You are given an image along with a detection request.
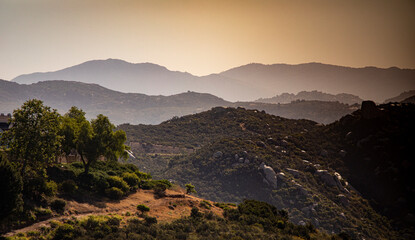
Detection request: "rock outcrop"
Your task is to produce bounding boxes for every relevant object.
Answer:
[259,162,278,188]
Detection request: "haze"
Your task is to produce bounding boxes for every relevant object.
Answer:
[1,0,414,81]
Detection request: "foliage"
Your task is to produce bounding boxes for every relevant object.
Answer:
[105,187,124,200]
[59,179,78,195]
[11,200,335,240]
[1,99,61,177]
[106,176,129,193]
[50,199,66,214]
[121,172,140,190]
[0,156,23,220]
[136,204,150,215]
[185,183,196,195]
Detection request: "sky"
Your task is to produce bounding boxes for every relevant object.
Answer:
[0,0,414,80]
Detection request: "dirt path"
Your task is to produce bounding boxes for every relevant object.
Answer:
[4,189,223,237]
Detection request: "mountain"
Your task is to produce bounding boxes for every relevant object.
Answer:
[0,79,356,124]
[119,102,415,239]
[11,59,261,102]
[384,90,415,103]
[220,63,415,103]
[256,90,363,105]
[12,59,415,102]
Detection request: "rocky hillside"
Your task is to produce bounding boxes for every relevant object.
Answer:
[1,79,356,124]
[120,103,415,239]
[256,90,363,105]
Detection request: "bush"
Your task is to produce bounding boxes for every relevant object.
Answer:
[122,172,140,190]
[185,184,196,195]
[0,156,23,219]
[53,223,75,240]
[50,199,66,214]
[200,200,211,209]
[105,187,124,200]
[144,216,157,225]
[137,204,150,215]
[45,180,58,197]
[107,176,129,193]
[60,179,78,195]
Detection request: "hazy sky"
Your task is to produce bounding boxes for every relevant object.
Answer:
[1,0,414,80]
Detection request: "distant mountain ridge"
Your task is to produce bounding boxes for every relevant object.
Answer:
[256,90,363,105]
[11,59,415,102]
[1,79,356,124]
[384,90,415,103]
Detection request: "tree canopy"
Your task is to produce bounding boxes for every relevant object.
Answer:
[1,99,61,176]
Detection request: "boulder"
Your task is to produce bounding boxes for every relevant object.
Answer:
[234,154,239,161]
[315,170,337,187]
[239,157,245,163]
[285,168,301,178]
[244,159,250,164]
[339,150,347,157]
[213,151,223,158]
[258,162,278,188]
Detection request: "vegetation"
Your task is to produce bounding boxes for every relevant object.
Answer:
[6,200,338,240]
[185,183,196,195]
[0,100,170,234]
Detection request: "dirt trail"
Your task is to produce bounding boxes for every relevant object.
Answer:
[4,189,224,237]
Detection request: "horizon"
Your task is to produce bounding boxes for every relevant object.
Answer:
[1,0,414,80]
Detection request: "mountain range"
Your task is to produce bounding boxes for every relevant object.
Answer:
[1,79,357,124]
[11,59,415,102]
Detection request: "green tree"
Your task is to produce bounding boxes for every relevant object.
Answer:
[0,155,23,220]
[185,183,196,195]
[1,99,61,177]
[59,106,87,157]
[78,114,128,174]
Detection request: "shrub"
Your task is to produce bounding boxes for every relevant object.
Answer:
[105,187,124,200]
[191,207,202,218]
[53,223,75,240]
[45,180,58,197]
[107,176,129,193]
[0,156,23,219]
[144,216,157,225]
[185,184,196,195]
[50,199,66,214]
[137,204,150,215]
[122,172,140,190]
[200,200,212,209]
[35,207,53,219]
[59,179,78,195]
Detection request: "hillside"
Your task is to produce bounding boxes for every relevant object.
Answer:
[119,103,415,239]
[384,90,415,103]
[12,59,415,102]
[0,79,355,124]
[256,90,363,105]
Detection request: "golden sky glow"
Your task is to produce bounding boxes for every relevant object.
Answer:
[0,0,414,80]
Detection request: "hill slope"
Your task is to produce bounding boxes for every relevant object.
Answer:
[12,59,415,102]
[119,103,415,239]
[0,79,355,124]
[256,90,363,105]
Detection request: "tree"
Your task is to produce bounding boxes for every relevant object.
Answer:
[77,114,128,174]
[1,99,61,177]
[185,183,196,195]
[59,106,87,157]
[0,155,23,220]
